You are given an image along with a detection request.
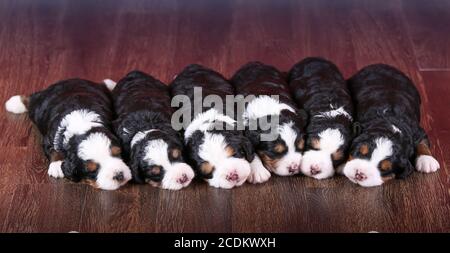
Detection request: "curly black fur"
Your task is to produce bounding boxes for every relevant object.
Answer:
[111,70,185,183]
[27,79,119,182]
[348,64,429,178]
[169,64,255,178]
[288,57,354,167]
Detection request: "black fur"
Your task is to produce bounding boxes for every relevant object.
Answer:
[288,57,354,167]
[28,79,120,182]
[169,64,255,178]
[111,70,185,184]
[231,61,307,161]
[348,64,428,178]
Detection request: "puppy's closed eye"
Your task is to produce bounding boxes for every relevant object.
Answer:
[274,143,286,153]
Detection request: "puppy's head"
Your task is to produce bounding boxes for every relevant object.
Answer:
[342,125,413,187]
[244,96,306,176]
[300,127,349,179]
[129,129,194,190]
[185,109,253,189]
[61,127,131,190]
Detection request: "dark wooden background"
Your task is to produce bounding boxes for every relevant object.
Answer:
[0,0,449,232]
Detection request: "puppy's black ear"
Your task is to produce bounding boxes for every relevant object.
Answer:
[61,159,81,182]
[129,150,144,184]
[396,157,414,179]
[297,108,308,123]
[244,129,260,147]
[241,137,255,162]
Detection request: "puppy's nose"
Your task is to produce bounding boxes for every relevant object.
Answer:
[226,171,239,182]
[177,173,189,184]
[355,170,367,181]
[113,171,124,182]
[288,163,300,173]
[310,164,321,175]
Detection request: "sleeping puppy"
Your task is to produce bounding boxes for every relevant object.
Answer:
[288,57,354,179]
[5,79,131,190]
[170,64,254,189]
[109,71,195,190]
[344,64,440,187]
[230,62,307,183]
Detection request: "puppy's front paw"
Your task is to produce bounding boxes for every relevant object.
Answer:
[416,155,440,173]
[247,165,271,184]
[48,161,64,178]
[247,156,271,184]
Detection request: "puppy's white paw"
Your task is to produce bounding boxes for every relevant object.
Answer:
[247,157,271,184]
[416,155,440,173]
[48,161,64,178]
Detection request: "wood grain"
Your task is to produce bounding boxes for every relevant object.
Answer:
[0,0,449,232]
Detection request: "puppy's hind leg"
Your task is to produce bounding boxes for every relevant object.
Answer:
[415,135,440,173]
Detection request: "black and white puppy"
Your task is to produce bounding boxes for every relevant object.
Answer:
[231,62,307,183]
[170,64,254,189]
[343,64,440,187]
[5,79,131,190]
[288,57,354,179]
[108,71,194,190]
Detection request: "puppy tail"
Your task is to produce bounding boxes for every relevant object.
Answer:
[103,79,117,91]
[5,95,29,114]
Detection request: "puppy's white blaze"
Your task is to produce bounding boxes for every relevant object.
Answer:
[130,129,158,148]
[184,108,236,140]
[416,155,440,173]
[343,137,393,187]
[5,95,28,114]
[273,122,302,176]
[318,128,344,153]
[243,95,295,123]
[48,161,64,178]
[54,109,104,148]
[315,105,352,121]
[143,139,195,190]
[391,124,401,134]
[371,137,393,165]
[199,132,250,188]
[247,155,271,184]
[78,132,131,190]
[103,79,117,91]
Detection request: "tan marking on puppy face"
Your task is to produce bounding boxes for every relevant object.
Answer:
[416,142,432,156]
[274,143,286,153]
[82,178,98,188]
[296,139,305,150]
[86,161,99,172]
[359,144,369,155]
[200,162,214,175]
[380,160,392,171]
[332,150,344,161]
[258,152,279,172]
[382,173,395,182]
[149,165,161,175]
[111,146,122,156]
[171,148,181,159]
[225,146,236,157]
[348,155,353,161]
[310,138,321,150]
[50,151,64,162]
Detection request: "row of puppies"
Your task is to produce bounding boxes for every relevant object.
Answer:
[5,58,440,190]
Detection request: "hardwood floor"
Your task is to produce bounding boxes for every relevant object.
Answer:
[0,0,449,232]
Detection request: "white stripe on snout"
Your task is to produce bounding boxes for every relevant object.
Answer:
[315,105,352,121]
[318,128,344,153]
[130,129,159,148]
[243,95,295,124]
[370,137,393,166]
[184,108,236,141]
